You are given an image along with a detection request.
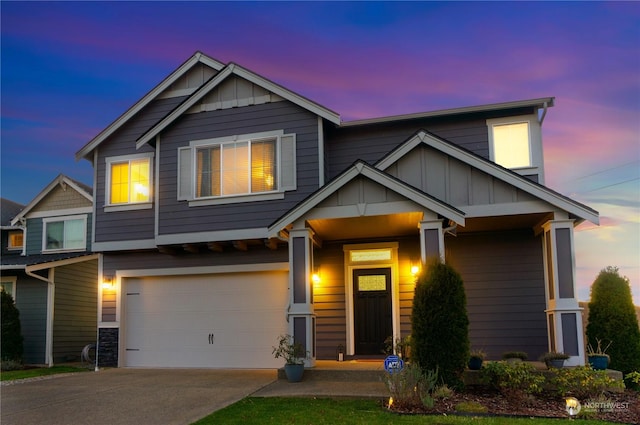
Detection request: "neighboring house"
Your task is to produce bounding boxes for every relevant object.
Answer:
[75,51,598,369]
[0,175,98,366]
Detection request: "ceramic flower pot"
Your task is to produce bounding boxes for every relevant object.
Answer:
[284,363,305,382]
[588,355,608,370]
[468,357,483,370]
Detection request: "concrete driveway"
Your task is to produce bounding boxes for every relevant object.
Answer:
[1,368,277,425]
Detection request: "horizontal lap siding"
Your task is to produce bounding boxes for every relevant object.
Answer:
[102,247,288,276]
[94,97,186,243]
[326,117,491,180]
[446,230,547,360]
[314,243,346,359]
[313,238,420,359]
[52,260,98,362]
[157,102,319,234]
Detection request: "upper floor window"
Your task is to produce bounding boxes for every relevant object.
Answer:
[487,115,544,183]
[105,154,153,210]
[178,131,296,206]
[196,138,277,197]
[490,121,531,169]
[7,230,23,250]
[43,215,86,252]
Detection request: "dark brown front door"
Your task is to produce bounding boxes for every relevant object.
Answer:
[353,267,392,355]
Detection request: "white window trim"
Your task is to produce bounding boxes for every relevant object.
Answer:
[487,114,543,182]
[104,152,154,211]
[182,130,296,207]
[1,276,17,300]
[7,230,24,251]
[42,214,87,253]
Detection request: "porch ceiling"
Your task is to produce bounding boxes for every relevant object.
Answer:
[307,212,424,241]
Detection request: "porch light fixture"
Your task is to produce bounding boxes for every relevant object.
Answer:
[410,265,420,276]
[312,271,321,284]
[101,276,115,289]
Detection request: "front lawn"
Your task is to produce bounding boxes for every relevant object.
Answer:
[0,365,90,381]
[192,397,619,425]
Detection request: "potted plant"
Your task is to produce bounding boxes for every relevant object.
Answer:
[272,334,308,382]
[501,351,528,363]
[587,339,611,371]
[468,349,486,370]
[539,351,570,369]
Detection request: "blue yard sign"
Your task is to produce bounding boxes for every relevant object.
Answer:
[384,355,404,374]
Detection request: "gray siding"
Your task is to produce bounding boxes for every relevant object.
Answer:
[15,276,48,364]
[157,101,320,235]
[94,97,186,243]
[446,230,547,360]
[325,106,536,181]
[52,259,98,363]
[25,215,92,255]
[102,246,288,276]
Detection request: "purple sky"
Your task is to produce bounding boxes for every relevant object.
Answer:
[1,2,638,304]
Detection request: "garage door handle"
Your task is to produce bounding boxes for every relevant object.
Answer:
[208,333,214,344]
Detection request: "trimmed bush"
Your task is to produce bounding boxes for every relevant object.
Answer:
[586,266,640,380]
[1,290,23,362]
[411,259,469,389]
[548,365,624,399]
[480,361,545,400]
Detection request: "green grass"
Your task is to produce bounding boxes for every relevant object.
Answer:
[0,365,90,381]
[192,397,618,425]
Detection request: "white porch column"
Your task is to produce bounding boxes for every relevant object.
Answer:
[288,227,316,367]
[542,218,585,366]
[419,218,445,263]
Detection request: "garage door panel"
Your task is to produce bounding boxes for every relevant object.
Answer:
[124,271,288,368]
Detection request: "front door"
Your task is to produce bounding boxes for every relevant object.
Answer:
[353,268,392,355]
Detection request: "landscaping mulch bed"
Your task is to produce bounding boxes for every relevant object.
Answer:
[390,388,640,424]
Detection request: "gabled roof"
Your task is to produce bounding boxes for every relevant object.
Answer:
[11,174,93,226]
[75,51,226,160]
[268,161,466,236]
[375,130,599,225]
[135,62,341,148]
[1,198,25,227]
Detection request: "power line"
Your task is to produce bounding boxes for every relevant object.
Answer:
[563,160,640,183]
[580,177,640,194]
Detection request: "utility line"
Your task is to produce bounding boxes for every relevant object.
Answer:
[580,177,640,193]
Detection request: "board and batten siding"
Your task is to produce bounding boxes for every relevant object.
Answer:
[386,144,537,208]
[15,277,48,364]
[446,230,547,360]
[52,259,98,362]
[94,97,186,243]
[156,101,321,235]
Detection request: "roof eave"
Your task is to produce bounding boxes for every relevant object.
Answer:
[341,97,555,128]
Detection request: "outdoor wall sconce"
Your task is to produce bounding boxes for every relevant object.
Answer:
[410,265,420,276]
[312,269,321,284]
[101,276,115,289]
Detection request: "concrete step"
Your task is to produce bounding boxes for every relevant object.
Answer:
[277,367,386,382]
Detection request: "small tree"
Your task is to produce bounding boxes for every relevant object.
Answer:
[586,266,640,378]
[411,259,469,389]
[1,290,23,362]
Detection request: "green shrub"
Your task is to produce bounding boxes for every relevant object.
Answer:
[1,290,23,362]
[384,362,438,409]
[480,361,544,400]
[586,266,640,376]
[548,365,624,399]
[411,259,469,389]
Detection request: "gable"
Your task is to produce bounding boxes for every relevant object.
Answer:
[385,144,539,213]
[186,74,285,113]
[377,131,599,224]
[29,184,92,215]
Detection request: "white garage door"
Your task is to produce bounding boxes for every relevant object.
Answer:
[123,271,288,368]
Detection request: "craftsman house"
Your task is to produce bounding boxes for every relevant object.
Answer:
[0,175,98,365]
[75,51,598,369]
